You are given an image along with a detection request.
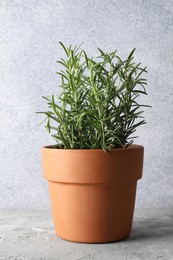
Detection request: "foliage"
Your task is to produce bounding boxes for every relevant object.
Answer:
[37,42,150,152]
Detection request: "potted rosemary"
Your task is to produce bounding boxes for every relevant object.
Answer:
[38,43,149,243]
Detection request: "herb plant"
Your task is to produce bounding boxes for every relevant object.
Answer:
[38,43,149,152]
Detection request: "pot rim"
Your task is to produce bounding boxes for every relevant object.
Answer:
[42,144,143,152]
[41,143,144,183]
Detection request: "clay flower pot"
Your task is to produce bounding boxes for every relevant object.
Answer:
[41,144,144,243]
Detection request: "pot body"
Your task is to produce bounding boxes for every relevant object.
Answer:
[42,144,144,243]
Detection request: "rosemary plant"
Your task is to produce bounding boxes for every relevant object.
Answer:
[38,43,149,152]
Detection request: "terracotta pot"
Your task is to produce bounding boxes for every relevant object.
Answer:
[41,144,144,243]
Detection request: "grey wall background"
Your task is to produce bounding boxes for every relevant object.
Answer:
[0,0,173,210]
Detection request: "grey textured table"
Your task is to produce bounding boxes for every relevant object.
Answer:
[0,209,173,260]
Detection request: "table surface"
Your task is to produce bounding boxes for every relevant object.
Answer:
[0,209,173,260]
